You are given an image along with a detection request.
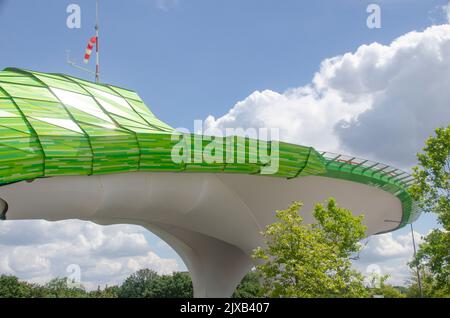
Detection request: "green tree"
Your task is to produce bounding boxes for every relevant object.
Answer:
[118,270,193,298]
[0,272,193,298]
[406,270,448,298]
[88,285,119,298]
[410,125,449,227]
[0,275,32,298]
[409,125,449,295]
[43,277,88,298]
[118,269,160,298]
[233,271,263,298]
[153,272,193,298]
[28,283,50,298]
[253,199,368,298]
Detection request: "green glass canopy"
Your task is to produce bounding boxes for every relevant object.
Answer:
[0,68,419,229]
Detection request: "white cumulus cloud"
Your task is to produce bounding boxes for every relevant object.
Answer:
[353,231,425,286]
[443,2,450,23]
[205,25,450,168]
[0,220,180,289]
[155,0,179,11]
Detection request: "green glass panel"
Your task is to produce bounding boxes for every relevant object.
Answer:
[14,98,71,119]
[26,118,82,136]
[51,87,114,123]
[1,83,57,101]
[0,75,43,86]
[108,85,141,101]
[68,76,121,96]
[37,75,89,95]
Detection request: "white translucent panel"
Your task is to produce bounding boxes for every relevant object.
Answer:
[86,87,135,119]
[35,117,83,134]
[87,87,132,109]
[50,88,113,123]
[96,99,131,118]
[89,122,117,130]
[1,83,57,101]
[0,110,17,117]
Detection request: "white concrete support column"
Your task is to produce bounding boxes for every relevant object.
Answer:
[147,223,254,298]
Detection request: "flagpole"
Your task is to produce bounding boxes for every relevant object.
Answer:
[410,223,423,297]
[385,219,423,297]
[95,0,99,83]
[66,1,100,79]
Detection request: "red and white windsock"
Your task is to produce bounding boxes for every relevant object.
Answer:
[83,36,97,64]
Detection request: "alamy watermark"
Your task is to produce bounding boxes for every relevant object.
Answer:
[66,263,82,288]
[365,264,383,288]
[66,4,81,29]
[171,120,280,175]
[367,4,381,29]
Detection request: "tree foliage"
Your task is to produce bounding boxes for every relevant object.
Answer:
[409,125,450,295]
[154,272,193,298]
[118,269,193,298]
[232,271,263,298]
[0,275,33,298]
[410,125,449,228]
[0,275,87,298]
[406,270,449,298]
[44,277,88,298]
[118,269,159,298]
[0,270,262,298]
[0,271,193,298]
[88,285,120,298]
[253,198,368,298]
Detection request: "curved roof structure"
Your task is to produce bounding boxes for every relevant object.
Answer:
[0,67,419,228]
[0,67,421,297]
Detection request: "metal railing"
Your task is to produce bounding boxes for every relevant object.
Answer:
[319,151,415,189]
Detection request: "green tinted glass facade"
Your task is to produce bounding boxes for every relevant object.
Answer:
[0,68,419,230]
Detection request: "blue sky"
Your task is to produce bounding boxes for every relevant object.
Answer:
[0,0,449,288]
[0,0,446,128]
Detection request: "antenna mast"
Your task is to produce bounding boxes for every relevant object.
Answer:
[66,0,100,82]
[94,0,100,82]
